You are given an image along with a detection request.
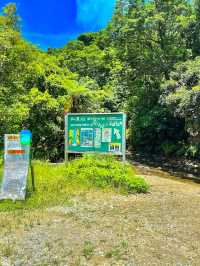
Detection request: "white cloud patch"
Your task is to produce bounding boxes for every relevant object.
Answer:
[76,0,116,30]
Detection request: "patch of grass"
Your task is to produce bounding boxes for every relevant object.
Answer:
[105,241,129,260]
[0,155,3,181]
[0,241,14,258]
[67,154,149,194]
[105,249,120,259]
[0,154,149,211]
[82,241,94,260]
[0,161,83,211]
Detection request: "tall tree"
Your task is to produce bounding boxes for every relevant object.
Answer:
[2,3,20,30]
[184,0,200,57]
[109,0,192,151]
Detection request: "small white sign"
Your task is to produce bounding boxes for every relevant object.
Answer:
[0,134,30,201]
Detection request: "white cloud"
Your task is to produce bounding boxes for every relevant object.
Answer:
[76,0,116,30]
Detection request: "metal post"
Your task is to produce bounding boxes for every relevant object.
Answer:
[30,164,35,191]
[29,145,35,191]
[65,114,69,161]
[122,113,127,162]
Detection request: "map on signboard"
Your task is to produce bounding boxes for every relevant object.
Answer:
[0,134,30,201]
[69,129,80,146]
[80,128,93,147]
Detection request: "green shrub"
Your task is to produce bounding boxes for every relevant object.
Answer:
[185,144,200,158]
[66,154,149,194]
[161,142,177,156]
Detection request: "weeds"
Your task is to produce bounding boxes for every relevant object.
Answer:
[0,241,13,258]
[82,241,94,259]
[105,241,129,260]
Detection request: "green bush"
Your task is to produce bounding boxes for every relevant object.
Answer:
[185,144,200,158]
[66,154,149,194]
[161,142,178,157]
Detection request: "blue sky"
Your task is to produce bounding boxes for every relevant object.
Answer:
[0,0,116,49]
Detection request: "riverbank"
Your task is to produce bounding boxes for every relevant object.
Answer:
[131,153,200,180]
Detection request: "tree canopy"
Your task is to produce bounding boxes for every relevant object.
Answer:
[1,1,200,160]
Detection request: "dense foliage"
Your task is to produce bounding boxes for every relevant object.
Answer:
[161,57,200,157]
[1,1,200,160]
[0,4,107,160]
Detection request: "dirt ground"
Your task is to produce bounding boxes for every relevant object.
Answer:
[0,164,200,266]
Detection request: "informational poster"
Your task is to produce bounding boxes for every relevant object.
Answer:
[65,113,126,160]
[102,128,112,143]
[0,134,30,201]
[94,128,101,148]
[109,143,121,153]
[69,129,80,146]
[80,128,94,147]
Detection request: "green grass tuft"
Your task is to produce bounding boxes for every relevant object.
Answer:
[0,154,149,211]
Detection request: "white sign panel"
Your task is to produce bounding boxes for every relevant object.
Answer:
[0,134,30,201]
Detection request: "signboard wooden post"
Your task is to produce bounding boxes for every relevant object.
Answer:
[65,113,126,161]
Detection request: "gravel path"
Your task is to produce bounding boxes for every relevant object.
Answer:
[0,165,200,266]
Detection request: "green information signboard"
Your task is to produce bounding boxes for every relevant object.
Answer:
[65,113,126,161]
